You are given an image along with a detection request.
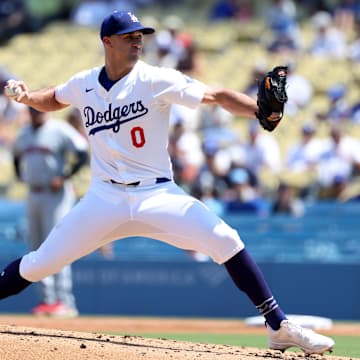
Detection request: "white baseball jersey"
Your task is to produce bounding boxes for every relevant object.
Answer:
[55,60,205,184]
[19,60,244,284]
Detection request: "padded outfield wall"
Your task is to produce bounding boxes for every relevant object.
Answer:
[0,259,359,320]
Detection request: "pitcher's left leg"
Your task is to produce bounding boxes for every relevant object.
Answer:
[135,182,334,355]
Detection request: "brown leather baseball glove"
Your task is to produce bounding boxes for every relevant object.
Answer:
[255,66,288,132]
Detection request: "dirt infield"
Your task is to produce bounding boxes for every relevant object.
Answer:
[0,316,358,360]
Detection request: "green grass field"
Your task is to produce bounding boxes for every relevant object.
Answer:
[113,332,360,358]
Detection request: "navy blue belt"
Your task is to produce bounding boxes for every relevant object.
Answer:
[110,177,170,187]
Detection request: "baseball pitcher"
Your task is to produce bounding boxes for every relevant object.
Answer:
[1,11,333,354]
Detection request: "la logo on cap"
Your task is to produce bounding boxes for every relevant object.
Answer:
[128,12,139,23]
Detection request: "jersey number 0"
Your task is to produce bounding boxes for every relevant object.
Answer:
[130,126,146,148]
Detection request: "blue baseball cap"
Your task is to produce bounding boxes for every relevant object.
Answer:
[100,11,155,39]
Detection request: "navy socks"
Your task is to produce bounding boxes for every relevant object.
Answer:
[0,257,32,300]
[224,249,286,330]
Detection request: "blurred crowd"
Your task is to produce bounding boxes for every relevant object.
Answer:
[2,0,360,223]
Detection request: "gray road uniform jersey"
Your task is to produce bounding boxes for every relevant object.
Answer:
[13,120,87,188]
[12,119,88,308]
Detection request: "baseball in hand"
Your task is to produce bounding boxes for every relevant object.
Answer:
[4,85,22,99]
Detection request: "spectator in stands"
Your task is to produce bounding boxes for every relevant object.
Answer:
[71,0,109,27]
[308,11,347,59]
[242,121,282,184]
[209,0,241,21]
[71,0,135,28]
[333,0,359,33]
[0,0,27,45]
[272,182,305,217]
[156,15,197,73]
[267,29,300,54]
[316,83,350,123]
[162,15,187,56]
[209,0,254,22]
[153,30,179,68]
[285,122,326,199]
[267,0,297,30]
[176,35,203,77]
[225,167,269,215]
[168,120,204,190]
[285,122,324,173]
[191,174,225,216]
[199,105,249,190]
[285,60,313,117]
[12,107,89,317]
[265,0,302,54]
[200,105,239,150]
[320,173,349,200]
[193,141,231,201]
[317,124,360,197]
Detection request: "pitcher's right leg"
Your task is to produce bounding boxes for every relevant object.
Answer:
[0,258,31,300]
[0,188,130,300]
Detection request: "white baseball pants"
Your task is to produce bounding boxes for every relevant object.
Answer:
[20,180,244,282]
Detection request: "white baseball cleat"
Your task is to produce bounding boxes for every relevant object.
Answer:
[268,320,335,355]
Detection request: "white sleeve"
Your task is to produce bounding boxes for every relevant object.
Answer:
[55,72,85,107]
[151,67,205,109]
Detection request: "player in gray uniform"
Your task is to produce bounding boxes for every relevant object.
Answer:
[2,11,334,354]
[12,107,88,316]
